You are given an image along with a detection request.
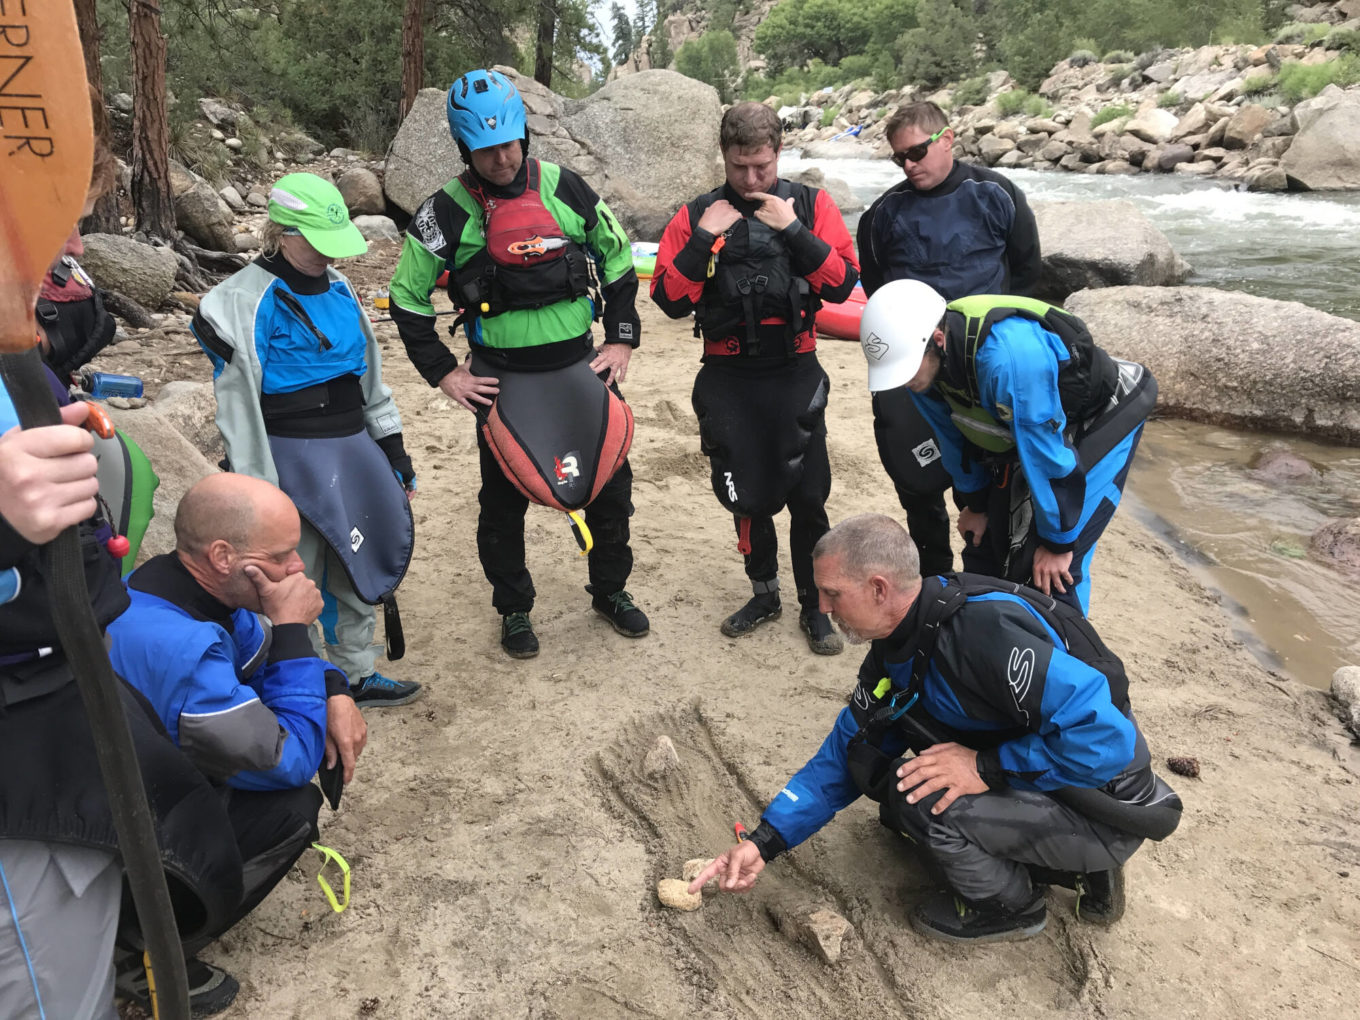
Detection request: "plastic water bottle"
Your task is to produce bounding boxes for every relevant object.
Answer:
[75,371,144,400]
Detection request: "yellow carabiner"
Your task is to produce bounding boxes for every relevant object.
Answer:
[312,842,351,913]
[567,510,593,556]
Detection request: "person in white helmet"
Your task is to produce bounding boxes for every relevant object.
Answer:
[857,280,1157,614]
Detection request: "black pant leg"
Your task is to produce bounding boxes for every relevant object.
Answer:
[787,423,832,611]
[738,513,779,585]
[584,456,635,595]
[183,784,322,956]
[476,431,535,614]
[872,389,955,575]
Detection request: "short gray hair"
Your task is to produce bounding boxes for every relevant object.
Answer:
[813,513,919,589]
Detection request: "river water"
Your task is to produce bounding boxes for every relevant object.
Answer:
[782,151,1360,688]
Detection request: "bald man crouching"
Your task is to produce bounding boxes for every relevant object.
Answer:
[106,474,367,1011]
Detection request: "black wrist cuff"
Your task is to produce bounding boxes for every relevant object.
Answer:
[268,623,314,662]
[749,820,788,862]
[324,668,352,700]
[976,748,1009,791]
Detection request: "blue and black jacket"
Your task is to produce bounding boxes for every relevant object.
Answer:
[108,554,344,791]
[755,575,1141,856]
[857,160,1041,301]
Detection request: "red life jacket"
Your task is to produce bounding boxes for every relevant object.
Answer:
[452,159,593,317]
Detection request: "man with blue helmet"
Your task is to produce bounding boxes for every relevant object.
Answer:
[389,69,647,659]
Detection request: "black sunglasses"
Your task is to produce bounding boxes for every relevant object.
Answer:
[891,126,948,167]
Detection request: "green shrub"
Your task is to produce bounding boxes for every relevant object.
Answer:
[820,103,842,128]
[1091,103,1133,128]
[836,53,875,82]
[1023,94,1053,118]
[1158,90,1183,108]
[1240,71,1277,95]
[1324,28,1360,55]
[1068,49,1099,68]
[952,74,990,108]
[1104,64,1133,87]
[1273,22,1330,46]
[1277,56,1360,101]
[995,89,1030,116]
[1102,50,1134,64]
[676,30,741,103]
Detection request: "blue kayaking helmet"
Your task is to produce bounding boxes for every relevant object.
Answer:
[446,70,526,151]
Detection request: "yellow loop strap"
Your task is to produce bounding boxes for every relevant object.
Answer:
[312,842,351,913]
[568,510,593,556]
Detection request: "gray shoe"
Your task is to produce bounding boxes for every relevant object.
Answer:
[799,609,844,655]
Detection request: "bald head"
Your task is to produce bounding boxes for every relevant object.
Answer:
[174,474,303,610]
[175,474,283,556]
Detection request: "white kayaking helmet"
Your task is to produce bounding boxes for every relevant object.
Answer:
[859,279,949,393]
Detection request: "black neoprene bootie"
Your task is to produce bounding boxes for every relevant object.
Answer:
[799,608,844,655]
[910,888,1047,944]
[721,592,782,637]
[1074,867,1126,925]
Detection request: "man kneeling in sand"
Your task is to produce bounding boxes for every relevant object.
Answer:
[106,474,367,1012]
[691,513,1181,942]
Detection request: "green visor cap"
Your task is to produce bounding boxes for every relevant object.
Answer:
[267,173,368,259]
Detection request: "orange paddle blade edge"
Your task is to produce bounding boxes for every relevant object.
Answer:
[0,0,94,353]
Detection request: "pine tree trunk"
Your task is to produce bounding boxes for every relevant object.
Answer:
[74,0,121,234]
[400,0,425,122]
[533,2,555,88]
[129,0,175,240]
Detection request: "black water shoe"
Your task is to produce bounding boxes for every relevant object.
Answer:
[501,611,540,659]
[720,593,782,637]
[117,953,239,1017]
[591,588,650,638]
[910,889,1047,944]
[1075,867,1126,925]
[799,608,844,655]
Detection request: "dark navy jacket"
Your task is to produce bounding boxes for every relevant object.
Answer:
[761,577,1137,850]
[857,161,1041,301]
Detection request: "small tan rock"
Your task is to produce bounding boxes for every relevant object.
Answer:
[642,735,680,778]
[798,908,855,964]
[656,878,702,911]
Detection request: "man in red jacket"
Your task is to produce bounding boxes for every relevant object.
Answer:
[651,102,860,655]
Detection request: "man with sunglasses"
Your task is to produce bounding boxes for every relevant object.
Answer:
[858,101,1041,579]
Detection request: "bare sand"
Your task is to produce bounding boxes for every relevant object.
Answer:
[122,244,1360,1018]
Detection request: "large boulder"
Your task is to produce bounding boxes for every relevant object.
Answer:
[1280,86,1360,190]
[783,167,864,214]
[1312,518,1360,575]
[104,404,218,564]
[1124,106,1179,144]
[77,234,178,308]
[1221,103,1273,149]
[1032,200,1190,301]
[336,168,385,216]
[384,68,724,242]
[168,162,235,252]
[151,381,223,466]
[1063,286,1360,444]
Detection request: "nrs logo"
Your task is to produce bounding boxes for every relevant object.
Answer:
[554,453,580,484]
[723,471,738,503]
